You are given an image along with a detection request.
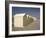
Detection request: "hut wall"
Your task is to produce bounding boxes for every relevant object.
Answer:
[14,16,23,27]
[23,15,28,26]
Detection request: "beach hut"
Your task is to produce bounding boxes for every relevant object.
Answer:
[14,13,27,27]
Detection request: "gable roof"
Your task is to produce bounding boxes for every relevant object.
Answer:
[14,13,26,16]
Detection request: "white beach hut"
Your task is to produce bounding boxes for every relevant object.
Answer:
[14,13,27,28]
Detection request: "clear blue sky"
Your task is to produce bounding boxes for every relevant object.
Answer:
[12,7,40,19]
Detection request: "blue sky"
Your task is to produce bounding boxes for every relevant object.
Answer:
[12,7,40,19]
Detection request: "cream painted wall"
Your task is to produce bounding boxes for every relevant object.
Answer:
[14,16,23,27]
